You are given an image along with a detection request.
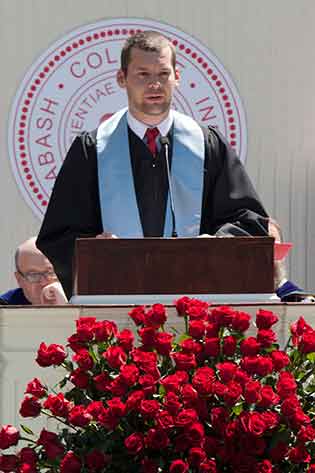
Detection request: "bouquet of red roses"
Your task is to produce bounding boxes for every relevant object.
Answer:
[0,297,314,472]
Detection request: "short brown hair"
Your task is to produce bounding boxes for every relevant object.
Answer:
[120,30,176,75]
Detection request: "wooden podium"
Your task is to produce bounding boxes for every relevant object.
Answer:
[72,237,274,302]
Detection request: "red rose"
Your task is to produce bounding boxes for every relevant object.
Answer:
[199,459,217,473]
[107,397,126,417]
[98,408,119,430]
[73,348,94,370]
[0,454,19,472]
[0,425,19,450]
[205,322,219,337]
[180,339,203,355]
[299,330,315,354]
[216,362,237,383]
[297,425,315,443]
[94,320,117,342]
[175,296,191,316]
[276,371,297,399]
[19,462,37,473]
[210,306,235,327]
[254,356,274,377]
[256,329,277,348]
[189,320,206,339]
[204,337,220,357]
[126,390,145,412]
[86,401,106,420]
[163,392,181,415]
[181,384,198,406]
[19,447,37,466]
[75,316,96,342]
[269,441,289,462]
[256,309,279,329]
[155,410,174,430]
[109,376,128,396]
[120,364,139,386]
[60,451,82,473]
[154,332,173,355]
[172,352,196,370]
[93,372,110,391]
[261,411,280,430]
[271,350,290,370]
[223,381,242,406]
[20,396,41,417]
[140,400,160,419]
[37,429,64,459]
[258,385,279,408]
[129,305,146,325]
[25,378,46,398]
[43,393,70,418]
[244,380,261,404]
[231,311,251,332]
[145,428,169,450]
[36,342,67,367]
[117,328,134,351]
[192,366,215,395]
[138,374,157,395]
[240,337,260,356]
[145,303,167,327]
[188,447,206,467]
[255,459,273,473]
[103,346,127,369]
[240,411,267,437]
[68,405,92,427]
[290,316,313,345]
[186,299,209,319]
[85,450,108,471]
[175,408,198,428]
[70,368,90,388]
[138,326,157,347]
[281,395,300,417]
[160,374,181,393]
[187,421,205,443]
[222,335,237,356]
[288,445,311,464]
[169,459,189,473]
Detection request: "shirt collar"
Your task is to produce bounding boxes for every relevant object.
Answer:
[127,110,174,139]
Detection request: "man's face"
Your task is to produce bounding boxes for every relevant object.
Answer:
[15,250,57,304]
[117,46,180,125]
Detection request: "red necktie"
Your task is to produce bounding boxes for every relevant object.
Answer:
[145,127,159,156]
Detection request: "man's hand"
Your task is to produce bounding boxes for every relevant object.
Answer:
[40,282,68,305]
[95,232,118,239]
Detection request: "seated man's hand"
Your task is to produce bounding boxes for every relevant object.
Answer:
[95,232,118,239]
[40,282,68,305]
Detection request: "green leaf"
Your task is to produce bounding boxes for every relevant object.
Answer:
[20,424,34,435]
[232,403,244,416]
[176,334,192,344]
[306,352,315,363]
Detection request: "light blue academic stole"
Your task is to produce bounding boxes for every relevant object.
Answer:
[96,109,205,237]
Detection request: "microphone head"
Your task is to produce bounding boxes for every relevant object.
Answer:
[160,136,170,146]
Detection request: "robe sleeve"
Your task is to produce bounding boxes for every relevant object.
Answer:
[36,135,102,299]
[200,127,269,236]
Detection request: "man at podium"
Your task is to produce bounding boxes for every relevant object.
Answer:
[37,30,268,298]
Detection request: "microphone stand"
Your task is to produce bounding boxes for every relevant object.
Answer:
[160,136,178,238]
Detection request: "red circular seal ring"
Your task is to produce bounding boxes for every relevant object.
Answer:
[8,18,247,219]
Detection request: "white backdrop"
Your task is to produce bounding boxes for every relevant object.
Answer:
[1,0,315,293]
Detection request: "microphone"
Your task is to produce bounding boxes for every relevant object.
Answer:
[160,136,178,237]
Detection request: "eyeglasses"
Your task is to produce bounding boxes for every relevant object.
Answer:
[17,269,57,284]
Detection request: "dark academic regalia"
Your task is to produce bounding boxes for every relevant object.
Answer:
[37,125,269,298]
[0,288,31,305]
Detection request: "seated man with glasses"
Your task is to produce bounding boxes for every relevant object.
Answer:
[0,237,67,305]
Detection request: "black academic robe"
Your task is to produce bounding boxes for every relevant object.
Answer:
[37,126,269,298]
